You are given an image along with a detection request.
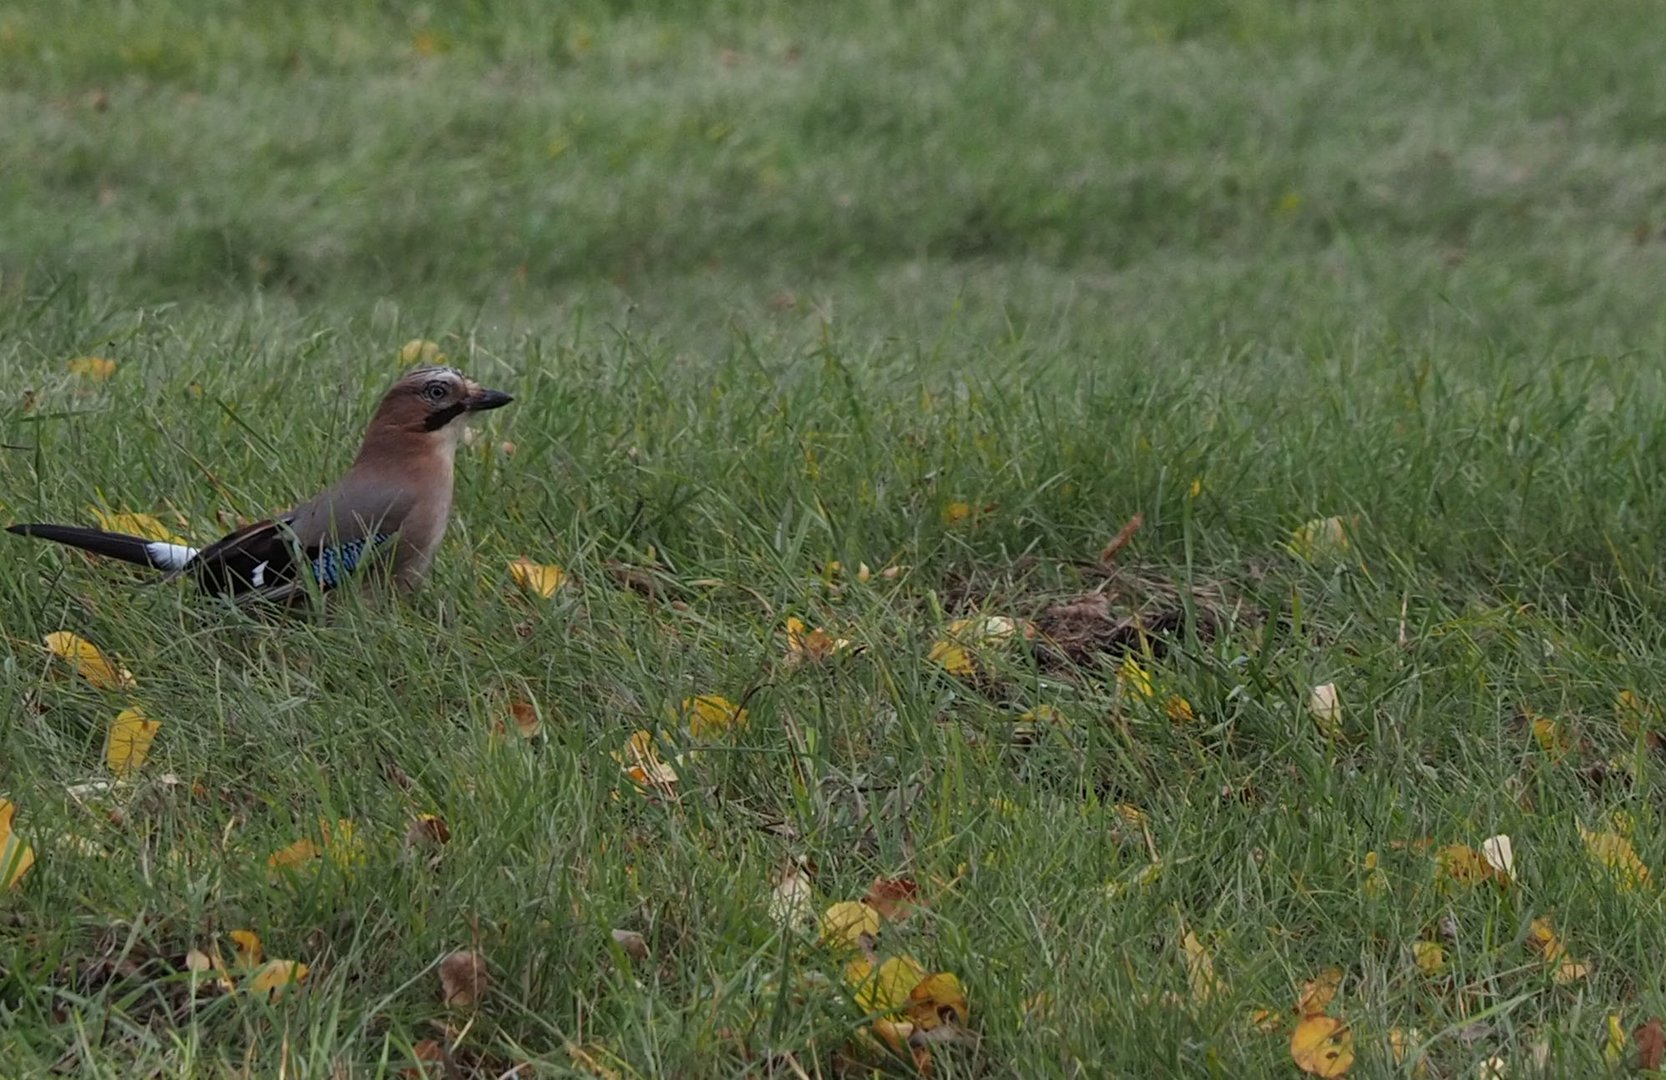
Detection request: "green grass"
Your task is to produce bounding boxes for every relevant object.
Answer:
[4,0,1666,1075]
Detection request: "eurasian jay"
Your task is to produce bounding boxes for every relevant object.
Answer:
[6,365,513,602]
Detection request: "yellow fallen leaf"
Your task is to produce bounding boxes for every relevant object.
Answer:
[1411,941,1446,976]
[1181,931,1227,1003]
[1617,690,1655,735]
[927,639,975,677]
[1188,476,1204,499]
[267,837,320,873]
[943,501,974,524]
[106,706,160,778]
[68,356,117,380]
[906,972,968,1030]
[1297,968,1342,1016]
[1387,1028,1427,1076]
[1362,851,1388,897]
[1,799,35,890]
[614,729,678,788]
[1248,1007,1285,1032]
[1165,695,1196,722]
[90,510,188,544]
[1436,843,1502,888]
[321,819,362,868]
[1119,655,1155,699]
[247,959,308,999]
[509,557,567,598]
[680,694,747,737]
[1605,1013,1627,1068]
[820,900,881,951]
[1291,1014,1355,1077]
[785,617,853,664]
[869,1017,933,1072]
[1288,516,1350,562]
[1527,915,1589,984]
[229,929,263,969]
[400,339,444,365]
[1579,825,1651,889]
[44,631,136,691]
[846,954,926,1015]
[1308,683,1342,738]
[1530,714,1571,759]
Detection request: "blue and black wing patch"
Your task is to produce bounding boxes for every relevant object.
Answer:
[309,533,390,589]
[184,518,393,601]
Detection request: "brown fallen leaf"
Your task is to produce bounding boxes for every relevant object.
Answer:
[863,876,920,923]
[439,949,488,1009]
[610,928,649,962]
[1635,1017,1666,1072]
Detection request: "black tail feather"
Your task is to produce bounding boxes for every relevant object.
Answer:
[7,523,172,569]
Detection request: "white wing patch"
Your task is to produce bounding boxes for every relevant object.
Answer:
[250,561,268,587]
[144,541,199,571]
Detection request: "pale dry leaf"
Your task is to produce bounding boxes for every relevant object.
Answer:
[768,867,815,933]
[1180,931,1227,1003]
[1480,834,1515,881]
[609,928,648,962]
[1308,683,1342,738]
[438,949,489,1009]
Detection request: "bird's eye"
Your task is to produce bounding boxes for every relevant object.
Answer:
[422,380,448,403]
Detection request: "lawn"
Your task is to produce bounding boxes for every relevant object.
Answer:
[4,0,1666,1075]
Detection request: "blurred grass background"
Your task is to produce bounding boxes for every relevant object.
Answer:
[4,1,1666,1076]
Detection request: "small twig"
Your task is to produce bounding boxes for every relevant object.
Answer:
[1098,512,1144,564]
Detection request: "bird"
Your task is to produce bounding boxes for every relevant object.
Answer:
[6,365,513,603]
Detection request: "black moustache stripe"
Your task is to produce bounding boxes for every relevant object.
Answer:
[422,402,469,430]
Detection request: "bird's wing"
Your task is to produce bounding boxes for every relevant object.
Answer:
[183,515,394,602]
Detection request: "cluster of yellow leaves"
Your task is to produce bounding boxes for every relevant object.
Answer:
[1289,967,1354,1078]
[67,355,118,380]
[611,694,749,793]
[942,501,996,526]
[1288,515,1352,562]
[929,616,1028,678]
[1578,824,1651,890]
[784,616,854,666]
[1118,655,1195,721]
[267,819,364,875]
[804,879,968,1073]
[399,339,445,365]
[43,632,163,779]
[508,557,567,598]
[186,929,308,999]
[90,508,189,544]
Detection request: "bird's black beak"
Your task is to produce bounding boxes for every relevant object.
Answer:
[466,388,514,411]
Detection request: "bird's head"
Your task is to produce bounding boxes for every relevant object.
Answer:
[373,366,515,436]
